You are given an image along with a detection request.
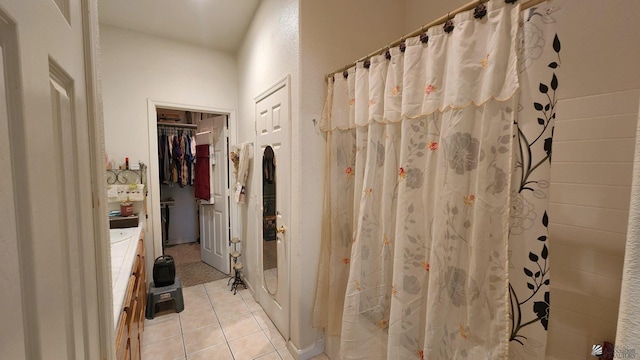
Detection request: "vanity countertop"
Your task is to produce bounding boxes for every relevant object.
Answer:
[110,225,143,328]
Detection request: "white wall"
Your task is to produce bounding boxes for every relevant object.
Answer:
[236,0,302,353]
[299,1,410,358]
[100,24,238,271]
[545,1,640,358]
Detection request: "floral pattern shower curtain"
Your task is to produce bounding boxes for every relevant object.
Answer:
[313,1,560,359]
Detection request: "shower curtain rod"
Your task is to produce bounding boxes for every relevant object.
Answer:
[325,0,548,80]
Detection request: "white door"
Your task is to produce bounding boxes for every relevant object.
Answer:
[200,116,230,274]
[255,79,290,339]
[0,0,104,359]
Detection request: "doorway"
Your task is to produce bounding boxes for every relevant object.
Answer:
[148,101,239,287]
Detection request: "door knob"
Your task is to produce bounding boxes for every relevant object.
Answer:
[276,225,287,234]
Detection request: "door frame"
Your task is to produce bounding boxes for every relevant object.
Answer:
[82,0,114,358]
[146,99,238,266]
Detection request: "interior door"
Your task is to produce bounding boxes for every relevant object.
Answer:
[0,0,102,359]
[255,79,290,340]
[199,116,230,274]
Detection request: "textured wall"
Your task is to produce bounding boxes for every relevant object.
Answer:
[100,24,238,272]
[236,0,301,351]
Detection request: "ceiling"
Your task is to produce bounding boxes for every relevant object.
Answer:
[98,0,261,53]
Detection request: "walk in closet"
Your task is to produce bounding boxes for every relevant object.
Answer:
[156,108,231,275]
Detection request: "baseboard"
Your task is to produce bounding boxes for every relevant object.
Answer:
[287,336,325,360]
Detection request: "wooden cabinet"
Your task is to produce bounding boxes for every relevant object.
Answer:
[116,234,147,360]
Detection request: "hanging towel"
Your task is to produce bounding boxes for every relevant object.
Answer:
[194,144,210,201]
[233,143,251,204]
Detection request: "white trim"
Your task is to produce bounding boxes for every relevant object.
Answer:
[254,75,291,103]
[146,99,239,267]
[286,337,325,360]
[82,0,113,358]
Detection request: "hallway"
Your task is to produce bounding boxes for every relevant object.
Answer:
[141,278,329,360]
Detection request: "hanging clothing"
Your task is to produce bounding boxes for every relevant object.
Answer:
[185,135,191,185]
[172,135,180,183]
[180,134,188,187]
[263,146,275,184]
[158,132,165,184]
[194,144,210,201]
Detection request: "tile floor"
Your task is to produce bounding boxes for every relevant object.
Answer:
[141,278,329,360]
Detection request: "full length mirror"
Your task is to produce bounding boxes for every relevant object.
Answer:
[262,145,278,295]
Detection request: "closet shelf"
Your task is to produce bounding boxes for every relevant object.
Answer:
[157,122,198,129]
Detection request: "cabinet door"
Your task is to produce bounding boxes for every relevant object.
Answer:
[116,311,129,360]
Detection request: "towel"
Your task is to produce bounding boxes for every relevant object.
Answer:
[233,143,252,204]
[194,144,210,201]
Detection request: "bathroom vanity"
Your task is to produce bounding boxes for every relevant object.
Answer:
[111,226,146,360]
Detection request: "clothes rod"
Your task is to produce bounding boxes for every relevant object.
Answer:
[157,122,198,129]
[325,0,549,80]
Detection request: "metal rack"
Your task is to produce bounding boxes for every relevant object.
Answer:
[105,162,147,185]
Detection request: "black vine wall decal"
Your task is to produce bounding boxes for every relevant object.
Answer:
[509,32,560,344]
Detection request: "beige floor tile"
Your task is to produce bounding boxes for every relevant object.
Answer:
[252,310,275,330]
[208,287,243,305]
[220,313,261,341]
[142,316,182,346]
[228,331,275,360]
[254,351,282,360]
[186,343,234,360]
[145,312,180,328]
[277,347,295,360]
[213,299,251,321]
[183,323,227,355]
[309,353,330,360]
[183,293,213,312]
[182,284,207,299]
[141,334,185,360]
[242,294,264,312]
[180,307,219,333]
[263,326,286,349]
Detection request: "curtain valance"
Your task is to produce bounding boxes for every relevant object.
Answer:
[319,1,520,132]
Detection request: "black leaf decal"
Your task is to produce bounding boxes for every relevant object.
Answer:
[538,235,547,241]
[534,102,544,111]
[545,103,550,111]
[539,83,548,93]
[544,279,550,285]
[527,282,535,290]
[542,244,548,259]
[551,74,558,90]
[538,118,545,125]
[529,252,539,262]
[524,268,533,277]
[535,271,541,278]
[548,62,558,69]
[533,292,550,330]
[553,34,561,53]
[544,137,553,161]
[542,211,549,227]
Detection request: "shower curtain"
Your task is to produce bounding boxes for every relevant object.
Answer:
[313,1,561,359]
